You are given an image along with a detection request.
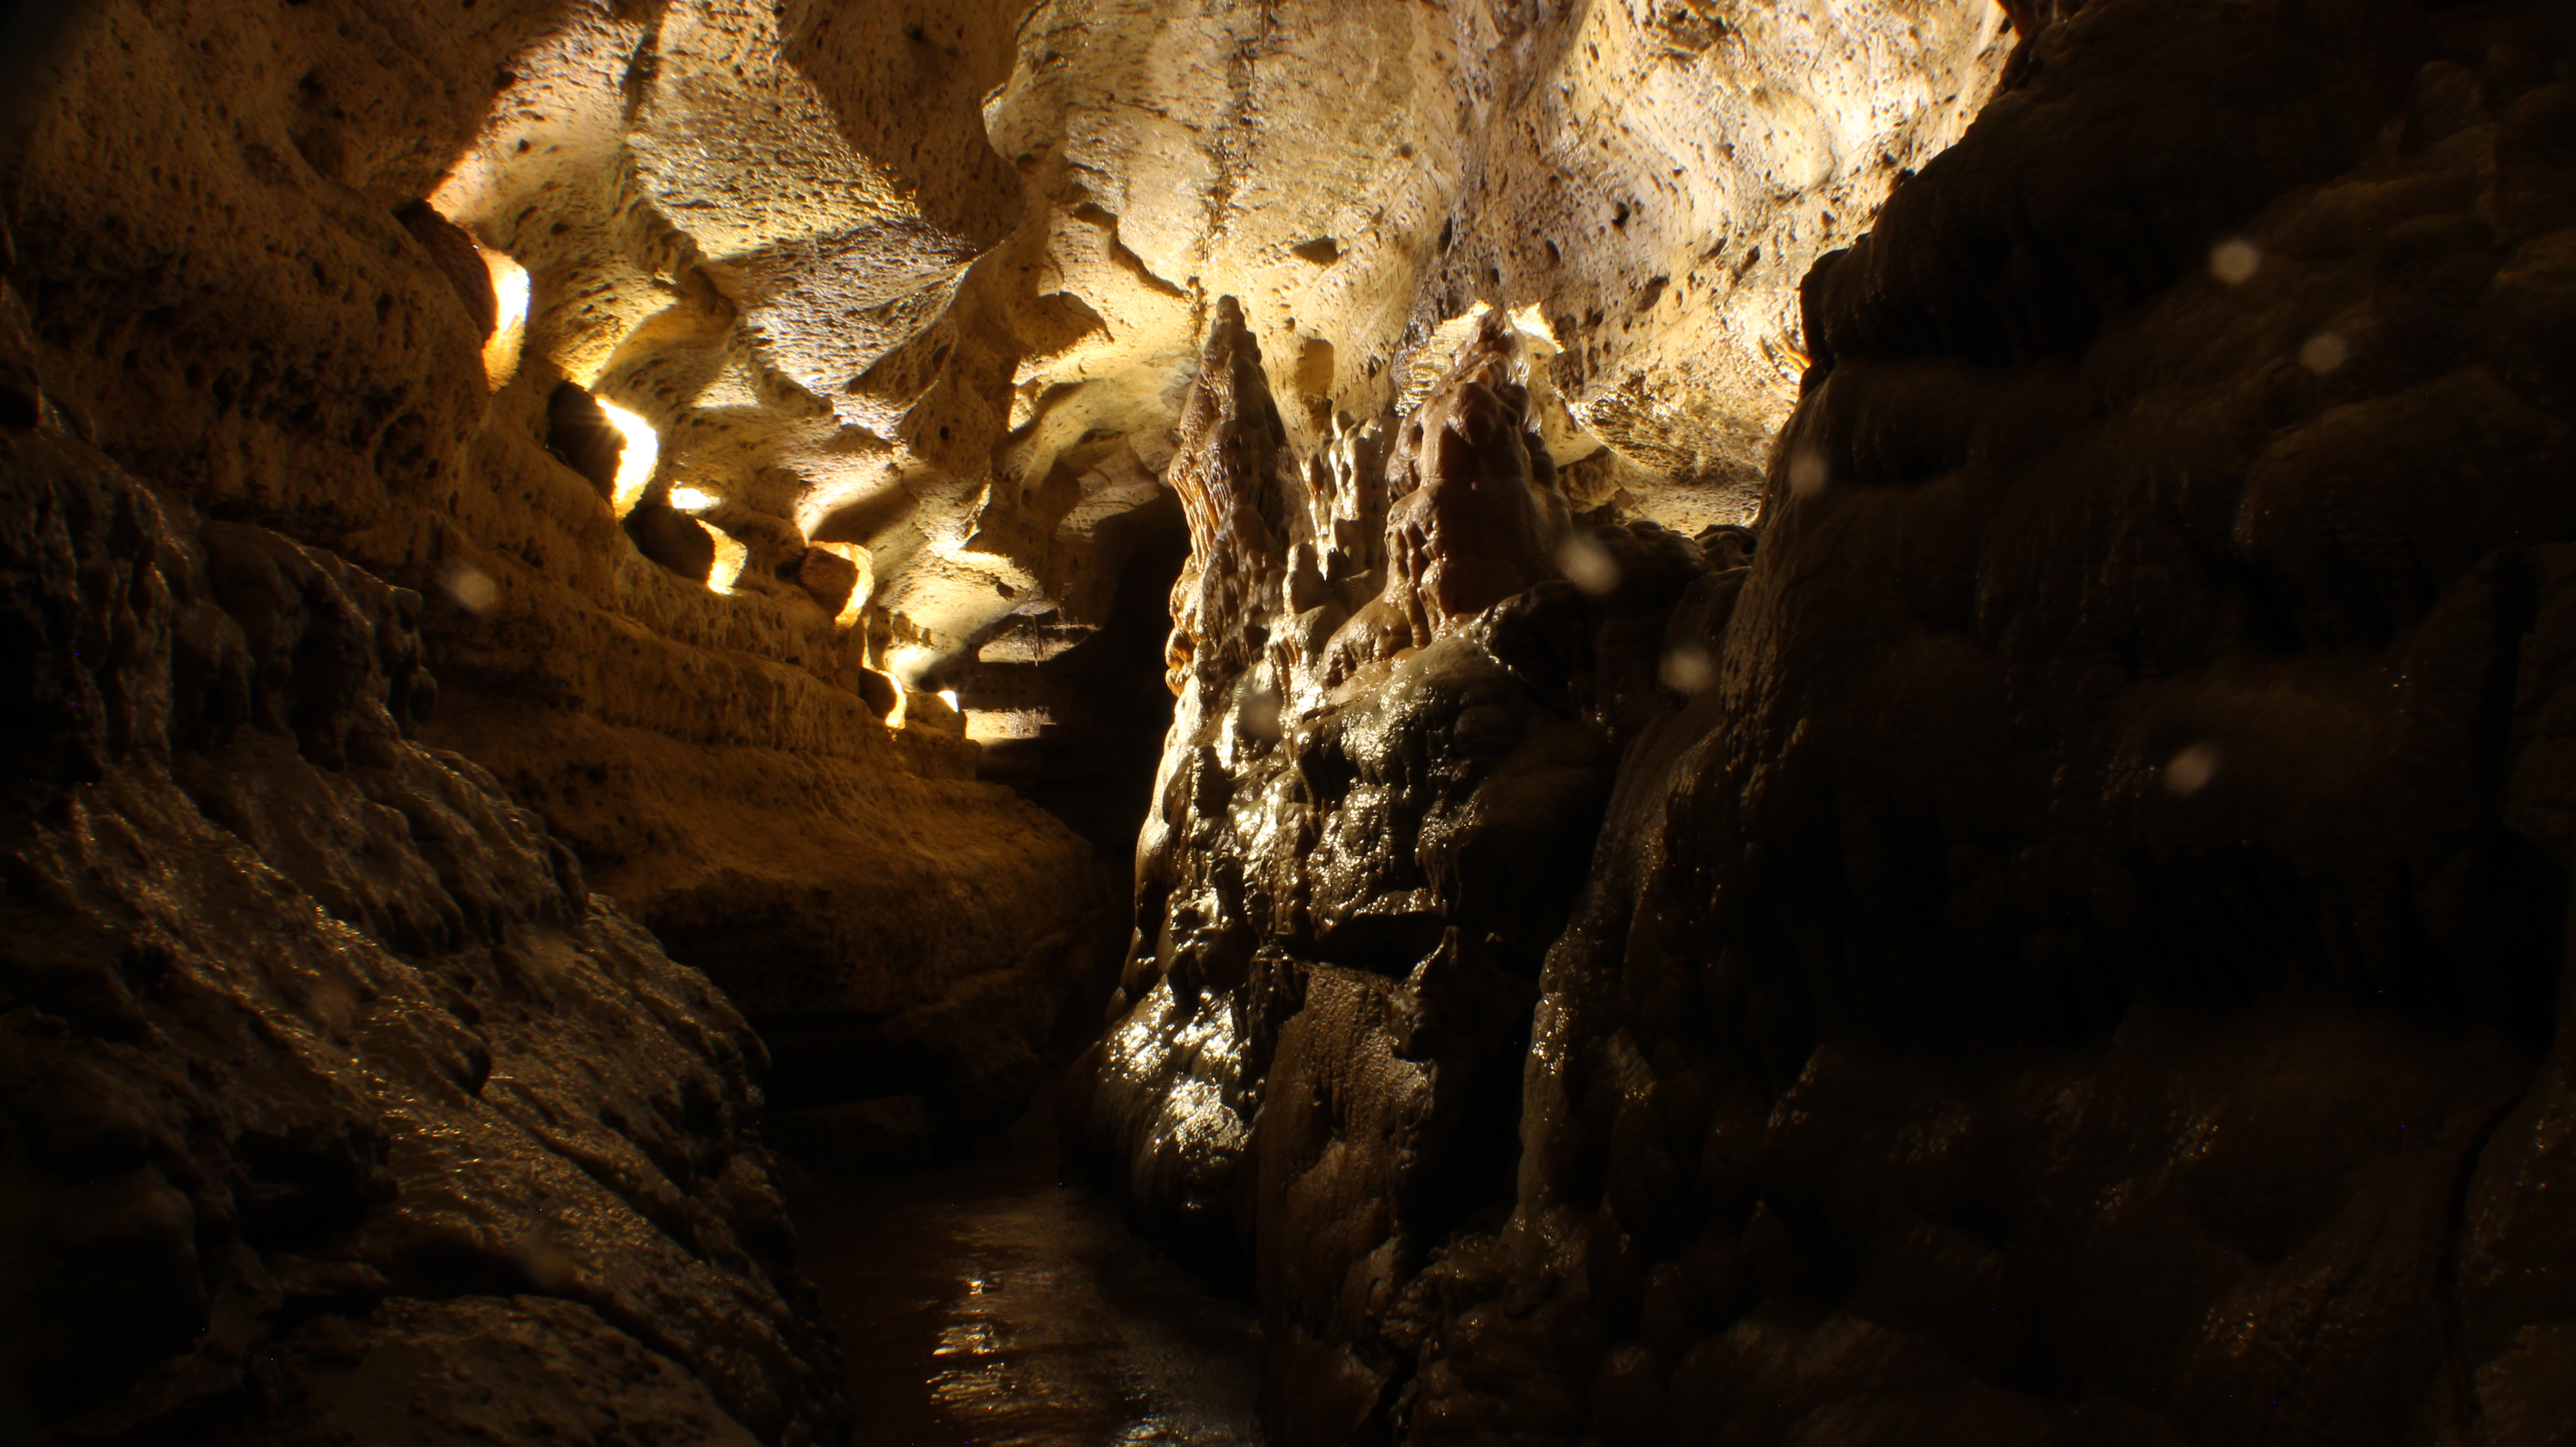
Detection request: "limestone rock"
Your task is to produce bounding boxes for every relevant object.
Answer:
[0,424,844,1444]
[6,0,1118,1137]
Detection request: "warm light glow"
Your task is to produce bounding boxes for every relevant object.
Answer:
[479,246,530,391]
[938,689,960,711]
[811,541,874,628]
[668,485,718,513]
[1506,302,1561,353]
[887,644,937,687]
[597,399,660,517]
[966,706,1051,743]
[708,528,747,594]
[2209,238,2261,286]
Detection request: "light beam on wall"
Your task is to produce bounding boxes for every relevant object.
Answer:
[887,644,936,687]
[809,541,874,628]
[596,399,660,517]
[709,530,748,594]
[478,247,530,390]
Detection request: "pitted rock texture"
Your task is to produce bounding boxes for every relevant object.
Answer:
[1070,1,2576,1444]
[5,0,1114,1132]
[0,421,844,1443]
[401,0,2000,673]
[4,0,2007,1136]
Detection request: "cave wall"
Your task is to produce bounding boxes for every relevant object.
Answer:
[1070,0,2576,1443]
[0,375,843,1438]
[2,0,1997,1138]
[1,0,1114,1134]
[9,0,2575,1441]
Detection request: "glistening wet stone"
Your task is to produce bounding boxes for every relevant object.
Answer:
[787,1146,1260,1447]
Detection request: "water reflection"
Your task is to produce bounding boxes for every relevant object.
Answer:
[786,1134,1260,1447]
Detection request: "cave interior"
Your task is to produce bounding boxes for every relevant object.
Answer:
[5,0,2576,1443]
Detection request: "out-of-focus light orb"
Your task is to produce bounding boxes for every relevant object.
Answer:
[2164,743,2221,796]
[939,689,960,710]
[1788,447,1829,499]
[1558,534,1620,595]
[443,561,499,614]
[1661,643,1714,694]
[596,398,660,517]
[2299,331,2349,374]
[2209,238,2261,286]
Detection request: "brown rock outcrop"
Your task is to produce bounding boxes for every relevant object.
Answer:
[1070,296,1712,1424]
[1380,318,1574,643]
[1070,1,2576,1443]
[0,414,842,1443]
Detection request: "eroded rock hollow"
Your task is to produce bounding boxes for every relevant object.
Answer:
[5,0,2576,1442]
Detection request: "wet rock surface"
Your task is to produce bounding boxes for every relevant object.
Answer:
[788,1109,1261,1447]
[0,419,842,1441]
[1069,1,2576,1443]
[1071,304,1713,1432]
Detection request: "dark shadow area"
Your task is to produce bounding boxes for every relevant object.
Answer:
[0,0,85,145]
[972,496,1190,857]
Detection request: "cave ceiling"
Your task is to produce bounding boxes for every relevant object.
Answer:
[424,0,2008,682]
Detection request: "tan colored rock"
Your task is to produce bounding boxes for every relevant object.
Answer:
[389,0,2009,675]
[6,0,1116,1133]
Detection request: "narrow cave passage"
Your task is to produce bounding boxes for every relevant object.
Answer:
[765,512,1228,1447]
[9,1,2576,1446]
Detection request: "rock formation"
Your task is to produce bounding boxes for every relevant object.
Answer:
[10,0,2576,1442]
[1068,1,2576,1443]
[3,0,1119,1138]
[0,402,842,1439]
[0,0,2009,1141]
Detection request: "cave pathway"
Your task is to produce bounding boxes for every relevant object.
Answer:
[786,1113,1262,1447]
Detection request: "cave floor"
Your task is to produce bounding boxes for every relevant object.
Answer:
[785,1127,1262,1447]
